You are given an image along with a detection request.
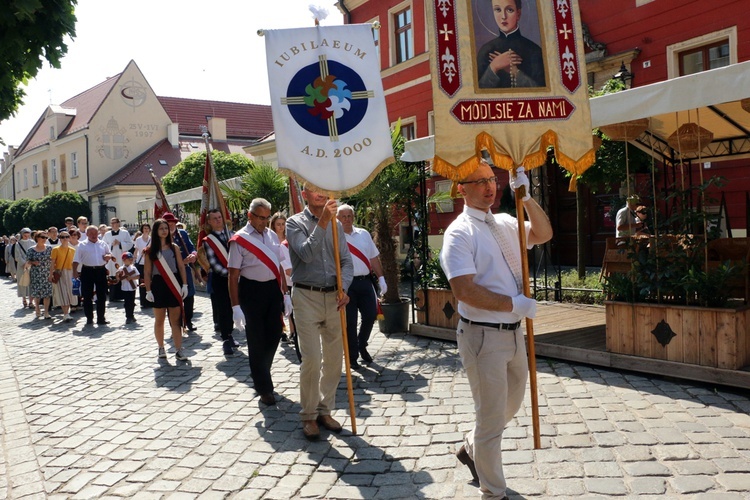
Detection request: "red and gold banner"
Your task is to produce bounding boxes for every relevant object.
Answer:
[429,0,595,186]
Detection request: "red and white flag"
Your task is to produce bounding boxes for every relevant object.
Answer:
[149,167,171,220]
[198,135,231,244]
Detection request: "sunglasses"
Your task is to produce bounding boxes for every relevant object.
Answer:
[38,236,48,240]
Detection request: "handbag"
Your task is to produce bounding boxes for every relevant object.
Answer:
[50,270,61,284]
[18,269,30,287]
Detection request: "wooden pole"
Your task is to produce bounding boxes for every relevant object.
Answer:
[513,176,541,450]
[329,195,357,435]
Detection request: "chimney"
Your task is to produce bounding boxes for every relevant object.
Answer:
[207,117,227,142]
[167,123,179,148]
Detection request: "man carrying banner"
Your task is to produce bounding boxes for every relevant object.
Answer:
[204,208,239,356]
[439,161,552,497]
[163,212,198,331]
[336,204,386,369]
[286,186,353,440]
[228,199,291,405]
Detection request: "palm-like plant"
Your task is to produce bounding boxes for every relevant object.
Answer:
[222,162,290,221]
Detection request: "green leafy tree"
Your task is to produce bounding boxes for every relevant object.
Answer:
[25,191,90,230]
[0,1,77,142]
[3,198,36,234]
[0,199,13,235]
[162,151,253,194]
[222,162,289,225]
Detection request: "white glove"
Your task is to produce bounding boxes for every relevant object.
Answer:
[509,167,531,201]
[232,305,246,331]
[377,276,387,296]
[146,290,154,303]
[283,295,293,317]
[181,284,189,299]
[511,294,537,319]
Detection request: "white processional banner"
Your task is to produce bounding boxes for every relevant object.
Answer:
[264,24,394,196]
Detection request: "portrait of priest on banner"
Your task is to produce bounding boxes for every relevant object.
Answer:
[472,0,547,90]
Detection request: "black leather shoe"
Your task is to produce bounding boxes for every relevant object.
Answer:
[349,360,361,370]
[359,346,373,363]
[187,323,197,331]
[259,393,276,405]
[456,445,479,482]
[96,320,110,325]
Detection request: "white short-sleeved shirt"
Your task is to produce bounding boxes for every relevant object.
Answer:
[227,223,282,282]
[615,206,638,237]
[119,264,140,291]
[344,226,379,276]
[279,243,293,287]
[440,205,531,323]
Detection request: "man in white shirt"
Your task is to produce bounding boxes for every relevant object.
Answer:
[440,161,552,499]
[73,226,114,325]
[336,204,386,368]
[615,194,644,238]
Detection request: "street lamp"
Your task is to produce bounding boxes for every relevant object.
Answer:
[613,61,633,88]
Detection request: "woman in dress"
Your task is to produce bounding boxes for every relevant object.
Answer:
[143,219,189,361]
[5,235,17,281]
[15,228,35,308]
[134,223,152,308]
[51,231,76,322]
[25,230,53,319]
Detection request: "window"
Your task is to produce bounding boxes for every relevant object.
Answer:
[679,41,730,76]
[51,158,57,183]
[71,152,78,177]
[49,126,55,140]
[394,7,414,64]
[401,122,416,141]
[666,27,737,79]
[16,172,20,193]
[433,180,455,213]
[23,169,28,190]
[32,165,38,186]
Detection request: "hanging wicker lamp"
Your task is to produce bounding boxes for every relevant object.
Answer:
[667,122,714,154]
[599,118,650,141]
[741,98,750,113]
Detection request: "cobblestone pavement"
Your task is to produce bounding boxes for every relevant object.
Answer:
[1,278,750,499]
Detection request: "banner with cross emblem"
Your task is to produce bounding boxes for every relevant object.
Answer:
[428,0,595,188]
[264,24,394,196]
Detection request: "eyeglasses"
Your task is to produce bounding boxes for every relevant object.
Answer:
[251,212,271,221]
[459,176,497,187]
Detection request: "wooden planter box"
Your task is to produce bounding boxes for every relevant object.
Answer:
[605,301,750,370]
[415,288,459,329]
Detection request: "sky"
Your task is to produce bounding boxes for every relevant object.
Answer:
[0,0,344,147]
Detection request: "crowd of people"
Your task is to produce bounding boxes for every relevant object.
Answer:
[0,168,542,499]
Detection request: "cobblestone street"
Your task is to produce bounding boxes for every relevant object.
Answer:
[1,277,749,499]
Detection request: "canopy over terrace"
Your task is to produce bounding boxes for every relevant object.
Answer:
[136,176,243,217]
[589,61,750,165]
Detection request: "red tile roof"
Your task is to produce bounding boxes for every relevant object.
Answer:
[157,96,274,139]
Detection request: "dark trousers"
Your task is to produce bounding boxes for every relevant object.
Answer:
[345,276,378,362]
[81,266,108,322]
[210,273,233,341]
[184,296,194,324]
[240,277,283,395]
[123,290,135,319]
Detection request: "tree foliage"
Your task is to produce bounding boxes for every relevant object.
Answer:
[222,162,289,224]
[0,199,13,235]
[3,198,36,234]
[25,191,90,230]
[0,1,77,137]
[161,151,254,194]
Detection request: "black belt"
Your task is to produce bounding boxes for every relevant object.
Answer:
[83,265,105,269]
[353,275,370,280]
[460,316,521,331]
[294,283,337,293]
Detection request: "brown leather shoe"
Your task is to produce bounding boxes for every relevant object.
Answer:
[456,444,479,482]
[302,420,320,440]
[316,414,343,433]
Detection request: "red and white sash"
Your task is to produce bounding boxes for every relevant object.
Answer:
[153,253,186,325]
[203,234,229,268]
[347,242,372,272]
[230,231,282,289]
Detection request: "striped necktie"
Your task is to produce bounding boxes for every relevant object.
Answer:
[485,213,523,293]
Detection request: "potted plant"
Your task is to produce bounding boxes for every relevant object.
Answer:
[601,176,750,370]
[344,121,421,333]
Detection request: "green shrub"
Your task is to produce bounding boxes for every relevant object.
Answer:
[535,269,605,305]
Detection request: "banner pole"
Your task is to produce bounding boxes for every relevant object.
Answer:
[514,177,541,450]
[329,194,357,435]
